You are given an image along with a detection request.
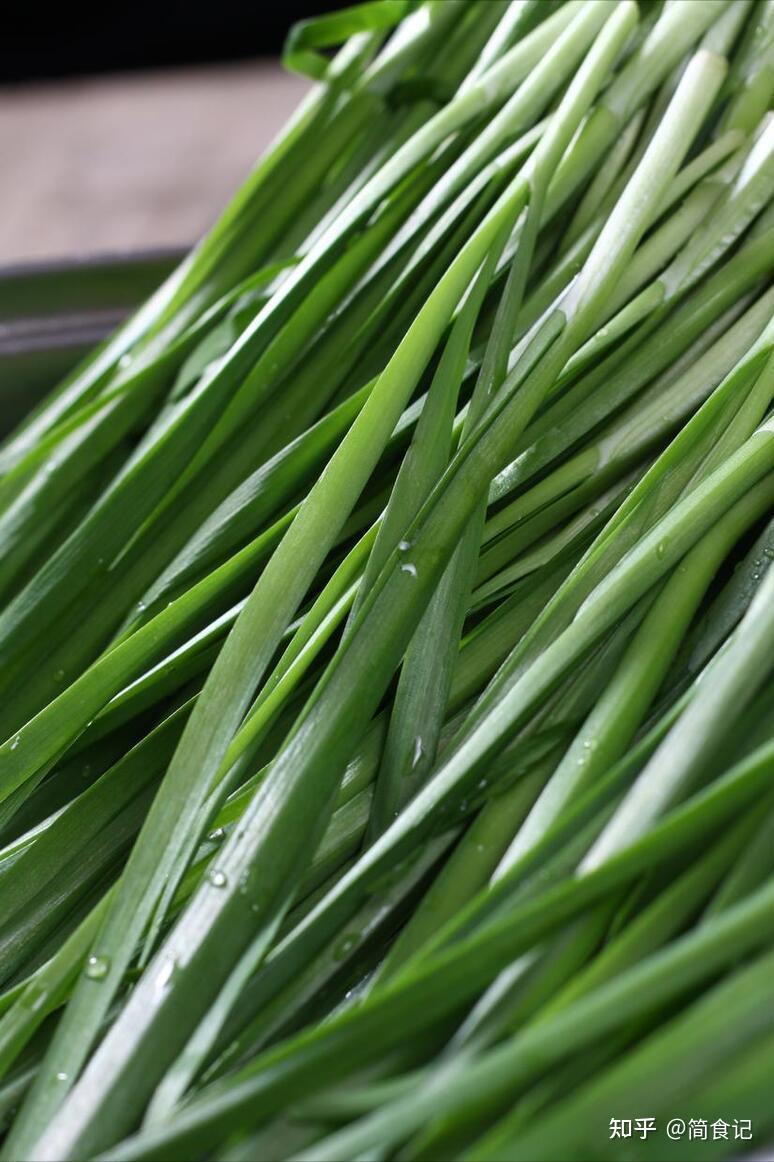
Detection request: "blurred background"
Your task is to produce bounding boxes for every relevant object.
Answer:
[1,1,343,265]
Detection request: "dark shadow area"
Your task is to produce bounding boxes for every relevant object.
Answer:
[1,0,341,83]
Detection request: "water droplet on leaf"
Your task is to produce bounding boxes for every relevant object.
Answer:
[155,956,177,996]
[333,932,359,961]
[85,954,110,980]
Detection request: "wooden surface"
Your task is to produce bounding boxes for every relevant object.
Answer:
[0,63,310,265]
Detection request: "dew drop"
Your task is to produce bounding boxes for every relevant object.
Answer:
[136,601,147,614]
[54,669,66,682]
[656,541,666,559]
[22,989,46,1014]
[207,827,226,844]
[155,956,177,996]
[412,736,424,769]
[207,868,228,888]
[400,562,418,579]
[333,932,359,961]
[85,954,110,980]
[398,539,412,553]
[118,353,132,370]
[55,1072,69,1083]
[10,735,20,751]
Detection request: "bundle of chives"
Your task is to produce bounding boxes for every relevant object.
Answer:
[0,2,773,1160]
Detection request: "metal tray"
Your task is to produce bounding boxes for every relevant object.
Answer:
[0,248,184,437]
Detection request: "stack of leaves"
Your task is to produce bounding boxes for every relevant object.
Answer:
[0,1,773,1158]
